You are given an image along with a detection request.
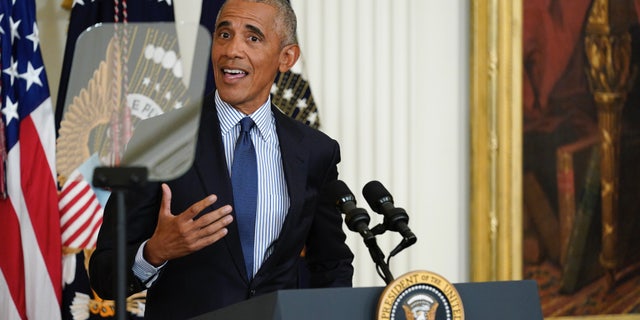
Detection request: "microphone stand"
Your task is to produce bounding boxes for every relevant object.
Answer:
[361,229,394,284]
[344,209,394,284]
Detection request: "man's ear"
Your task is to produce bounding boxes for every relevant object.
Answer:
[278,44,301,73]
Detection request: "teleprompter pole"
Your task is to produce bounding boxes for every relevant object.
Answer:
[93,166,148,320]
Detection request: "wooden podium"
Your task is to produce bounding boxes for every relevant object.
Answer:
[191,280,543,319]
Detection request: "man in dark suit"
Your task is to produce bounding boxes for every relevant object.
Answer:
[89,0,354,318]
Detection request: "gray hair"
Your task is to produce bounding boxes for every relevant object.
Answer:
[218,0,298,47]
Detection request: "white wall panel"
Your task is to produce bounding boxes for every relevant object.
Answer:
[292,0,470,286]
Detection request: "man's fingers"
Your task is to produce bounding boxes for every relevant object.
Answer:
[179,194,219,221]
[191,211,232,239]
[194,223,231,248]
[180,213,232,253]
[200,228,230,247]
[191,204,233,228]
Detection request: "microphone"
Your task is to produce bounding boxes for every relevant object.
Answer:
[327,180,375,242]
[328,180,394,283]
[362,180,417,256]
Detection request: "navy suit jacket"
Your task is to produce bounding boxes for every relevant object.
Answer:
[89,93,354,319]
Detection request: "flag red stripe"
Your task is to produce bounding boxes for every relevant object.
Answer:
[59,179,84,212]
[18,116,62,303]
[66,201,102,249]
[61,196,97,244]
[60,185,94,230]
[0,200,28,320]
[59,178,81,198]
[64,200,99,246]
[86,216,104,249]
[77,206,104,249]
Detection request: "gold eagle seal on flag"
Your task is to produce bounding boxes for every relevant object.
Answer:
[57,25,191,185]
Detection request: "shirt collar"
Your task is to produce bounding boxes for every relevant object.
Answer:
[215,90,275,141]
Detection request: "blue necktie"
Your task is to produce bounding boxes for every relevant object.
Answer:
[231,117,257,279]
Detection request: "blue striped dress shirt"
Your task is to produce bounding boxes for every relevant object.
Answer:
[215,91,290,277]
[133,91,290,283]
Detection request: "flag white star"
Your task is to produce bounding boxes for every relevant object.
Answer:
[20,62,44,90]
[0,14,5,35]
[306,112,317,124]
[26,22,40,52]
[143,77,151,86]
[164,91,172,100]
[296,98,308,110]
[155,83,161,92]
[282,88,294,101]
[174,101,183,109]
[2,97,19,126]
[10,16,21,43]
[73,0,85,7]
[271,83,278,94]
[3,58,19,85]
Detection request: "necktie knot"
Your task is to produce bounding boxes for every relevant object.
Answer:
[239,117,254,134]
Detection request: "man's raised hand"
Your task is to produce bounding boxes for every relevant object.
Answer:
[144,183,233,266]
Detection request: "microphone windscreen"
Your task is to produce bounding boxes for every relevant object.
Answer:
[362,180,391,210]
[326,180,354,200]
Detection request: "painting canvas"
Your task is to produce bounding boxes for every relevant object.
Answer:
[521,0,640,317]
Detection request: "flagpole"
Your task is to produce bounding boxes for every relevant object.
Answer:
[112,1,132,317]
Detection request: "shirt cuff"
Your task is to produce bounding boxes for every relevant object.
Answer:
[132,240,166,287]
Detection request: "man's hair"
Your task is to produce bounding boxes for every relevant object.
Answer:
[218,0,298,47]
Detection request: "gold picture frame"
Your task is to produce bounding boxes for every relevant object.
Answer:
[469,1,639,319]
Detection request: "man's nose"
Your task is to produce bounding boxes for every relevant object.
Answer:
[225,37,244,58]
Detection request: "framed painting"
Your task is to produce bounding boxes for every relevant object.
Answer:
[470,0,640,319]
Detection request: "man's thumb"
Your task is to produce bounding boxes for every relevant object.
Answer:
[159,183,172,216]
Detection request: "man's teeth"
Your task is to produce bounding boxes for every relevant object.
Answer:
[224,69,246,74]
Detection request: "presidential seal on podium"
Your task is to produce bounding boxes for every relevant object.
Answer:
[377,270,464,320]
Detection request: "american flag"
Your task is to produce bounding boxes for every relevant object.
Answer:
[0,0,62,319]
[59,168,103,250]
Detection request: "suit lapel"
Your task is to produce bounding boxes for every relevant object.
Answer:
[193,96,248,282]
[254,106,309,278]
[274,107,309,226]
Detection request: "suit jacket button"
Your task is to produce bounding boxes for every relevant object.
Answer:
[249,289,256,297]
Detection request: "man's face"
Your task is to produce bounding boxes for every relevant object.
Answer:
[212,0,289,114]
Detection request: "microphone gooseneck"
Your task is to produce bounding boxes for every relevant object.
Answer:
[328,180,394,283]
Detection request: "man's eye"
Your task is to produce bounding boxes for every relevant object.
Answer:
[249,36,260,42]
[219,32,231,39]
